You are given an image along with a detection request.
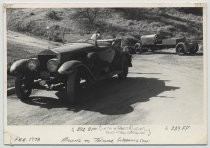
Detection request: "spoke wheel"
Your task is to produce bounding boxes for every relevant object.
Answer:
[15,74,33,101]
[189,43,199,54]
[176,42,186,55]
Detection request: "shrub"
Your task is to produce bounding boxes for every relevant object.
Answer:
[16,19,35,32]
[46,11,61,21]
[44,25,64,43]
[157,25,175,39]
[127,20,135,26]
[30,12,35,15]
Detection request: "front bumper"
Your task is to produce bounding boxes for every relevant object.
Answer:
[32,70,65,90]
[33,79,65,90]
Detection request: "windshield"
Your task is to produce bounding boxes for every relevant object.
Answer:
[74,39,115,47]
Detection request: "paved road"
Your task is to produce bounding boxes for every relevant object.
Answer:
[7,51,205,125]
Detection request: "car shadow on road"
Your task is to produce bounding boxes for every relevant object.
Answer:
[25,77,179,115]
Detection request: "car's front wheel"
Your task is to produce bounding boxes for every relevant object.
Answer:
[66,69,90,104]
[118,56,128,80]
[176,42,187,55]
[15,74,33,101]
[66,70,80,104]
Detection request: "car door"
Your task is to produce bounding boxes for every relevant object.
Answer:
[97,47,116,64]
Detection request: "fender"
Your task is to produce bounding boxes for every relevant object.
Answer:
[58,60,95,79]
[9,59,28,75]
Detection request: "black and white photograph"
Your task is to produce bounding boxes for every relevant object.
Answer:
[4,2,207,145]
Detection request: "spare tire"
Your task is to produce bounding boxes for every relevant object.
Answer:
[134,43,142,53]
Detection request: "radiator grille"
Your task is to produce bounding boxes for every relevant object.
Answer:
[38,55,56,70]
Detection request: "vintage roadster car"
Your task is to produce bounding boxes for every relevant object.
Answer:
[134,34,199,55]
[9,38,132,104]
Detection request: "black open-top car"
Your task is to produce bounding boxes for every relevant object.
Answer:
[9,38,132,104]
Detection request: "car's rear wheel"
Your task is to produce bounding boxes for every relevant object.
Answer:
[15,74,33,101]
[118,56,128,80]
[189,43,199,54]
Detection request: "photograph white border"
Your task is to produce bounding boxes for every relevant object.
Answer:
[2,1,208,145]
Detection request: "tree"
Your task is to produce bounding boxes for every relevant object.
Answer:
[72,8,111,29]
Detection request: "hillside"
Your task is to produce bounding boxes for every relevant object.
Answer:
[7,8,203,43]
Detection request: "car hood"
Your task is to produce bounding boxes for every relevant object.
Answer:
[51,42,95,54]
[38,42,95,55]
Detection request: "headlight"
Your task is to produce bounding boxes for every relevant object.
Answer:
[27,58,39,71]
[47,59,59,72]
